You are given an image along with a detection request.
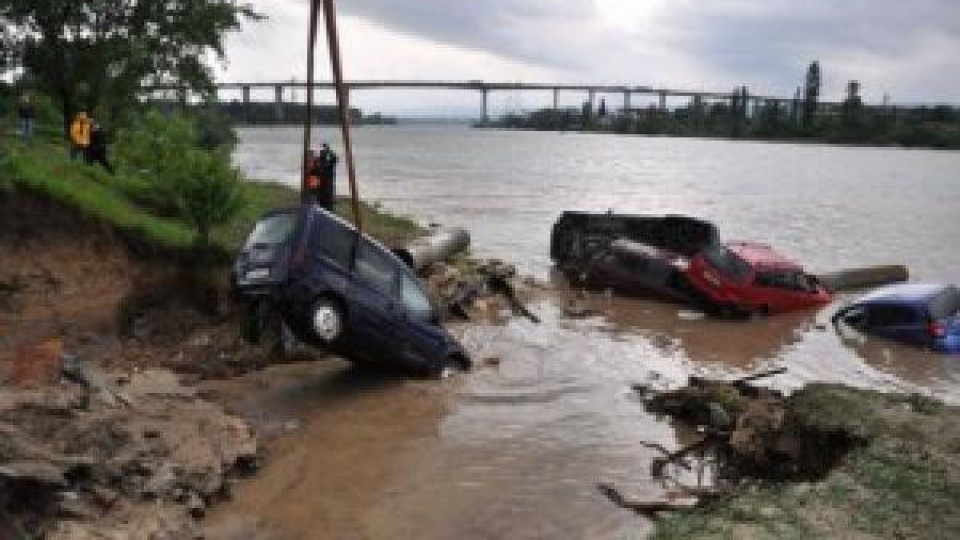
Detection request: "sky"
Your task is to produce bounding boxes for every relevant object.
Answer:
[217,0,960,117]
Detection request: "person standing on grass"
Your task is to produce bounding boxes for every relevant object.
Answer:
[17,94,36,139]
[69,112,92,160]
[86,123,114,174]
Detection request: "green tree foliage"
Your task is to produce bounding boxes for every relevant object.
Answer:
[0,1,262,133]
[114,110,244,244]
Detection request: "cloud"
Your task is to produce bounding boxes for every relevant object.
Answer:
[220,0,960,105]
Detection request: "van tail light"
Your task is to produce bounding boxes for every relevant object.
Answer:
[928,321,947,339]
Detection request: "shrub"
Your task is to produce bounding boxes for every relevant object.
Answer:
[114,110,245,243]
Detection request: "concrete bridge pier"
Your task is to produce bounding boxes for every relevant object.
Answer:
[242,85,251,123]
[274,85,284,123]
[658,91,667,112]
[588,89,596,112]
[623,91,631,114]
[553,88,559,111]
[481,87,489,124]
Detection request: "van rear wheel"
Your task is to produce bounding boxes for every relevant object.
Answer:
[312,298,345,344]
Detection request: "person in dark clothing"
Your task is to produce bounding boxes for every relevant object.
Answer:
[86,124,114,174]
[305,150,326,209]
[17,95,36,139]
[315,143,338,211]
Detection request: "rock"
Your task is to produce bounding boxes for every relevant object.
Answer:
[1,338,64,388]
[57,496,99,520]
[707,402,733,430]
[186,492,206,519]
[123,369,196,400]
[0,461,68,488]
[90,486,120,509]
[562,301,596,318]
[758,506,780,518]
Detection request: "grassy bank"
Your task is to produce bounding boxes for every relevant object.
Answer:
[1,135,421,255]
[652,385,960,539]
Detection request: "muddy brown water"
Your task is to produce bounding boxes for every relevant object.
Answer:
[211,127,960,539]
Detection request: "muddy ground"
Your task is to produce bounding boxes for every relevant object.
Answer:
[0,191,273,537]
[0,189,530,538]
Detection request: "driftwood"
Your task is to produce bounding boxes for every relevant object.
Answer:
[651,437,714,479]
[597,483,700,515]
[488,275,540,324]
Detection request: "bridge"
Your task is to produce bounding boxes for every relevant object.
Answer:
[145,80,811,122]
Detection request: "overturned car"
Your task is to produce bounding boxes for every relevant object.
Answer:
[233,205,470,375]
[550,211,832,316]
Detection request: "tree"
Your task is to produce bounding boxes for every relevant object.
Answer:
[175,149,245,245]
[0,1,261,134]
[115,110,245,244]
[803,61,821,127]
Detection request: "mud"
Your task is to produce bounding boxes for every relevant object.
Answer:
[0,189,264,538]
[0,366,258,539]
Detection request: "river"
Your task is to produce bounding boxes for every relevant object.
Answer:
[209,126,960,539]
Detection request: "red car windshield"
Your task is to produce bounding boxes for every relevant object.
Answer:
[701,244,751,282]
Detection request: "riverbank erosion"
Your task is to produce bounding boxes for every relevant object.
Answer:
[640,379,960,539]
[0,187,262,537]
[0,140,429,537]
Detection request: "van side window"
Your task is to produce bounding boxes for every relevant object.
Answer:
[400,273,434,321]
[310,219,355,268]
[356,239,396,296]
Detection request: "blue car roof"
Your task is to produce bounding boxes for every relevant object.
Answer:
[854,283,954,307]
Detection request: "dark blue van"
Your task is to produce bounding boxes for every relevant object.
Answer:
[233,205,470,375]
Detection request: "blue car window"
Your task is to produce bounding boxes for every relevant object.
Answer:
[245,212,297,248]
[356,239,397,296]
[867,305,919,327]
[309,218,355,269]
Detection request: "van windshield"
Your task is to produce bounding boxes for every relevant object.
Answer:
[246,213,298,248]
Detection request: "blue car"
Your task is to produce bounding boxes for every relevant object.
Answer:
[233,205,471,375]
[832,284,960,353]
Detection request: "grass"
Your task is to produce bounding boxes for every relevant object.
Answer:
[652,385,960,539]
[1,136,196,249]
[1,133,423,256]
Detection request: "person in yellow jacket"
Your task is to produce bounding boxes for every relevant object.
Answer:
[69,112,93,160]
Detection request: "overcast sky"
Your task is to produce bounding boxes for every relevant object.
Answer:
[217,0,960,116]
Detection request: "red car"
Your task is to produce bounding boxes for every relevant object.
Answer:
[684,242,832,315]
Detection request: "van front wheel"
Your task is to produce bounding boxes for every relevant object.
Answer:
[312,298,345,344]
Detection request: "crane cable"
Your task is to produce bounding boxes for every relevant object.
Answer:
[303,0,363,233]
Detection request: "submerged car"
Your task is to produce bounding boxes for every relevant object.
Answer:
[550,211,831,316]
[233,205,470,374]
[685,242,832,315]
[832,284,960,353]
